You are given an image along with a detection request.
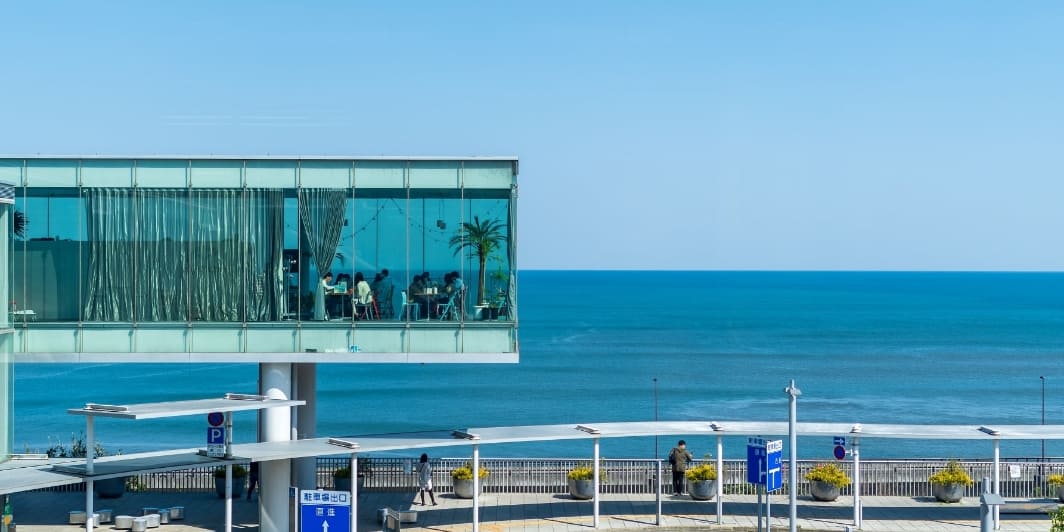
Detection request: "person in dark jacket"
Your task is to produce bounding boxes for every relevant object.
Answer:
[668,439,694,495]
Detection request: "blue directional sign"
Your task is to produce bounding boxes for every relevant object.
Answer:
[300,490,351,532]
[746,437,766,485]
[746,438,783,491]
[764,439,783,492]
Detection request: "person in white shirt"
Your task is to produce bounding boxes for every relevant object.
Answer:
[315,272,335,321]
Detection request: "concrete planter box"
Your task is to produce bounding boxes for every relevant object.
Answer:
[214,476,246,499]
[1056,485,1064,503]
[933,482,965,503]
[96,477,126,499]
[453,479,481,499]
[809,481,840,502]
[688,480,717,501]
[567,479,595,500]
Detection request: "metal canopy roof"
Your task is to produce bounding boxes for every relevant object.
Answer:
[66,394,305,420]
[51,448,223,479]
[8,419,1064,496]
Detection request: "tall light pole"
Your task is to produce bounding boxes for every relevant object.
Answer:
[1041,376,1046,463]
[653,377,659,459]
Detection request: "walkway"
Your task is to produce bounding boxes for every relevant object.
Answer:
[7,490,1058,532]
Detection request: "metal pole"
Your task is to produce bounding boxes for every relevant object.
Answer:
[757,484,763,532]
[785,380,800,532]
[1041,376,1046,463]
[992,440,1000,530]
[653,377,659,460]
[225,464,232,532]
[716,435,723,525]
[766,485,771,532]
[655,459,662,525]
[86,416,94,532]
[351,453,358,532]
[853,437,861,529]
[593,438,600,528]
[472,444,480,532]
[980,477,993,532]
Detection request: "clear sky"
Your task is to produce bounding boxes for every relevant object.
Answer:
[2,1,1063,271]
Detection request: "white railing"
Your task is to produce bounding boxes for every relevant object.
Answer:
[38,457,1064,499]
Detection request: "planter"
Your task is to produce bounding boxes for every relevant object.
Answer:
[933,482,965,503]
[1057,485,1064,503]
[809,481,840,502]
[333,476,366,492]
[96,477,126,499]
[567,479,595,500]
[453,478,481,499]
[214,476,246,499]
[688,480,717,501]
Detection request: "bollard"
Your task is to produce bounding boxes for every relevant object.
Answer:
[979,476,1004,532]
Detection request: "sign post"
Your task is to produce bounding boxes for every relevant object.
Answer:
[207,412,226,458]
[748,438,784,532]
[300,490,351,532]
[833,437,846,461]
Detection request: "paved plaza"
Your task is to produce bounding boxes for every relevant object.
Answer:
[5,490,1060,532]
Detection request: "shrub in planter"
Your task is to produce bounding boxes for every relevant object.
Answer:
[928,459,972,503]
[451,462,489,499]
[214,464,248,499]
[1048,473,1064,502]
[685,464,719,501]
[567,463,606,500]
[805,463,850,502]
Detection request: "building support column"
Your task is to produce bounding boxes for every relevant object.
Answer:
[260,363,293,532]
[293,363,317,489]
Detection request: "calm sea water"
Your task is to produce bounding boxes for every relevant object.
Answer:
[15,271,1064,460]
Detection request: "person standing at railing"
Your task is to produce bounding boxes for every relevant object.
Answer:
[668,440,694,495]
[416,453,437,505]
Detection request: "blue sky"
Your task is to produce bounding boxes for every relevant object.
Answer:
[2,1,1063,270]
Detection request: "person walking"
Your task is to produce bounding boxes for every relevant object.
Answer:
[668,440,694,495]
[246,462,260,501]
[416,453,437,505]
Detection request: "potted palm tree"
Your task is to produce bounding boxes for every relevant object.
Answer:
[928,459,973,503]
[685,463,719,501]
[449,216,507,309]
[804,463,850,502]
[450,462,489,499]
[567,463,606,500]
[214,464,248,499]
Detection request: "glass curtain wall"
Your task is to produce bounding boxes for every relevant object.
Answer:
[12,178,514,325]
[0,194,12,460]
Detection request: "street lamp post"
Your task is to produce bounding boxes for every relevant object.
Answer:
[653,377,659,459]
[1041,376,1046,463]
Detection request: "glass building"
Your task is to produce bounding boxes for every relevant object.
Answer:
[0,181,12,461]
[0,156,518,361]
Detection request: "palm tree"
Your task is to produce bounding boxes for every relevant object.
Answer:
[449,216,507,306]
[13,210,26,239]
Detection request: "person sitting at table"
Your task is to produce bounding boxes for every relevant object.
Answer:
[408,274,426,318]
[375,269,395,319]
[353,272,373,319]
[314,272,335,321]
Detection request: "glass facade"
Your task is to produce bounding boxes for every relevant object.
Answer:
[0,157,518,357]
[0,182,13,461]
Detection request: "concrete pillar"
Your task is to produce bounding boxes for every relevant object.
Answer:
[294,363,318,489]
[260,363,293,532]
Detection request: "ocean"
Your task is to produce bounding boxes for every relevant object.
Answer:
[14,271,1064,461]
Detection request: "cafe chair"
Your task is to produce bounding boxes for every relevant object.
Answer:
[399,290,420,321]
